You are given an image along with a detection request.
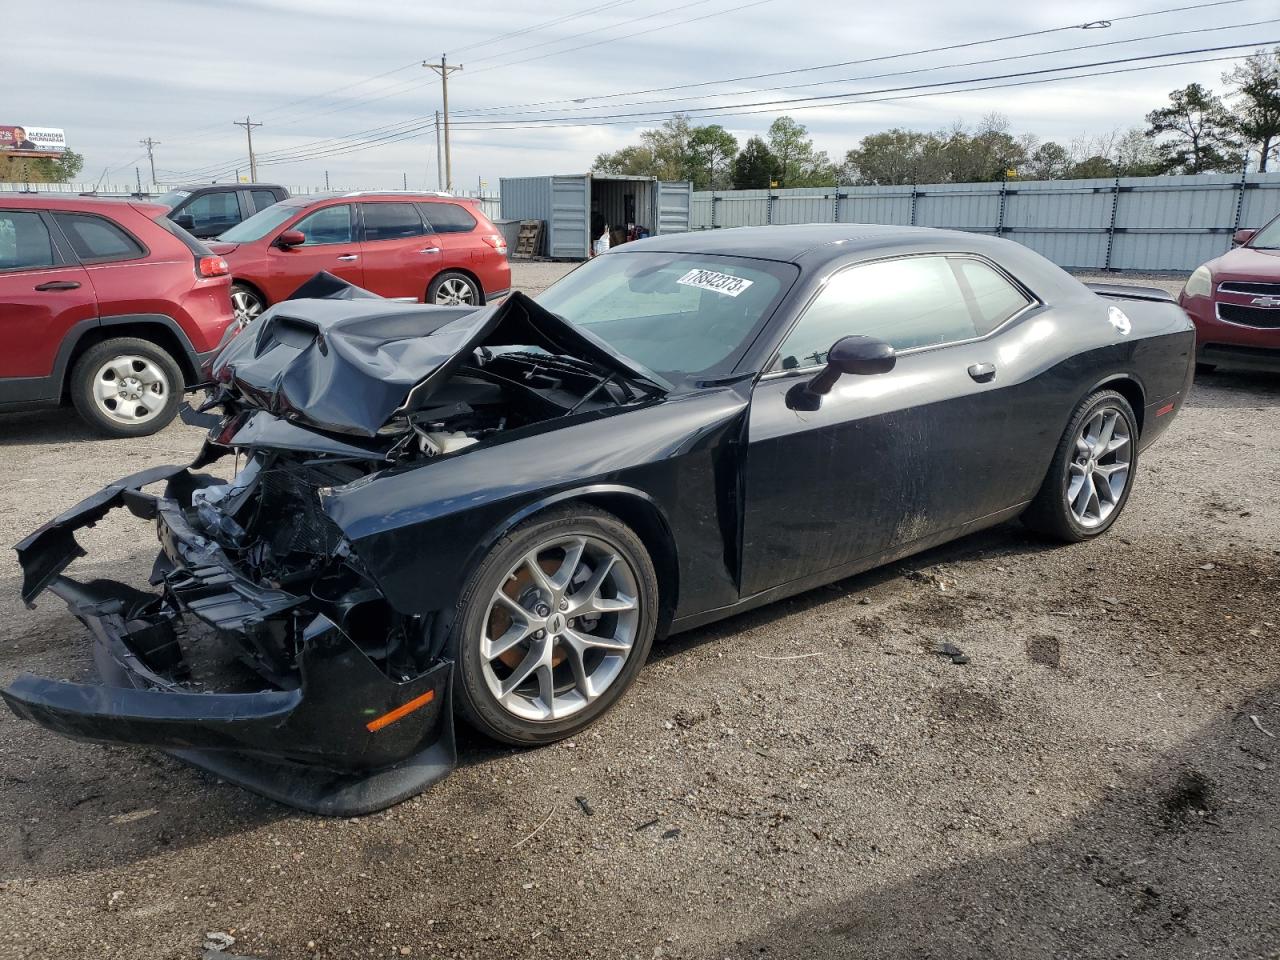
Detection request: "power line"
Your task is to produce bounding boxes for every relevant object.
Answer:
[454,18,1279,121]
[233,116,263,181]
[195,19,1265,174]
[457,0,1255,108]
[467,0,780,76]
[230,45,1264,169]
[445,0,642,57]
[465,0,720,66]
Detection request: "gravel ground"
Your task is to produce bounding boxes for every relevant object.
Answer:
[0,261,1277,960]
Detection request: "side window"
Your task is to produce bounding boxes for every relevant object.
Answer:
[953,258,1031,335]
[183,191,242,233]
[250,190,281,213]
[419,202,477,234]
[0,210,56,271]
[361,202,426,241]
[52,213,144,263]
[292,205,354,245]
[774,256,995,370]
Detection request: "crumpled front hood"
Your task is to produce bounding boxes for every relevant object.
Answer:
[208,273,667,438]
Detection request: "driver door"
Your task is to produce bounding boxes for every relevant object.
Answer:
[265,203,364,301]
[739,254,1036,597]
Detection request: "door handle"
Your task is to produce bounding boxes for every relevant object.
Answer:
[417,247,441,254]
[34,280,81,291]
[336,254,359,262]
[967,362,997,383]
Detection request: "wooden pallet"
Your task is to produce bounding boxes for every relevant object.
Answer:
[514,220,543,258]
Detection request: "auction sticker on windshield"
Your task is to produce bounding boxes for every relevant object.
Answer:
[677,268,754,297]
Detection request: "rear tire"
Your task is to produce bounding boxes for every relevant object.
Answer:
[1021,389,1138,543]
[428,271,482,307]
[69,337,183,438]
[448,505,658,746]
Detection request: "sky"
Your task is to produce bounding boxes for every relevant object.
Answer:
[7,0,1276,192]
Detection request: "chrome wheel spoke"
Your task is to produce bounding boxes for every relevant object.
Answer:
[1064,404,1132,528]
[500,645,543,697]
[565,626,631,653]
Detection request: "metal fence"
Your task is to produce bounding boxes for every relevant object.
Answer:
[692,173,1280,272]
[0,182,502,220]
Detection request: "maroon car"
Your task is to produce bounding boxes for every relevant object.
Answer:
[1179,213,1280,372]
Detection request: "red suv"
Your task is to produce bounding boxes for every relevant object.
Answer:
[0,195,234,437]
[209,192,511,324]
[1179,212,1280,373]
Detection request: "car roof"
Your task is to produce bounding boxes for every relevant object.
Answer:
[275,191,471,206]
[624,223,1010,265]
[0,192,167,215]
[172,182,285,192]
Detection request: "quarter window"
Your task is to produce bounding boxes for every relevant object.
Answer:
[773,255,1029,369]
[250,190,281,213]
[52,213,144,263]
[419,201,477,234]
[292,205,354,245]
[0,210,56,270]
[361,202,426,241]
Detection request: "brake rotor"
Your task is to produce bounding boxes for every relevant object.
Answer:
[489,557,567,669]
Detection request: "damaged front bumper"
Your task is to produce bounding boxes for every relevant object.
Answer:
[2,465,456,816]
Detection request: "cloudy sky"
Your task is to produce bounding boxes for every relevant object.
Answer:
[8,0,1275,191]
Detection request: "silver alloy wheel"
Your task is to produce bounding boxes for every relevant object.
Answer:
[90,354,170,426]
[1066,406,1132,528]
[480,535,640,722]
[434,277,477,306]
[230,287,264,327]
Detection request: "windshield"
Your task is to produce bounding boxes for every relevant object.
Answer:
[535,251,796,381]
[1250,215,1280,250]
[156,189,191,211]
[218,203,301,242]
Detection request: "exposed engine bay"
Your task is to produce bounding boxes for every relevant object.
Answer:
[1,276,668,813]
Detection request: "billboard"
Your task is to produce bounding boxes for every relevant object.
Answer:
[1,125,67,158]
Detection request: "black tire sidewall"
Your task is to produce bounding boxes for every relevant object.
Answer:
[70,337,183,438]
[1041,389,1140,541]
[449,507,658,745]
[428,271,481,306]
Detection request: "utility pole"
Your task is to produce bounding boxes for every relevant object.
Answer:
[424,55,462,192]
[233,116,263,182]
[434,111,443,192]
[403,171,408,190]
[324,170,330,190]
[138,137,161,185]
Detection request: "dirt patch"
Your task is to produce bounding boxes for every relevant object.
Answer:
[1026,634,1062,668]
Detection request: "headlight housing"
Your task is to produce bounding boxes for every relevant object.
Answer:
[1183,265,1213,299]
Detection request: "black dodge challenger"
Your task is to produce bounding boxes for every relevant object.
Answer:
[4,225,1195,814]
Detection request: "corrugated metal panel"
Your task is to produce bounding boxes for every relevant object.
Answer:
[549,175,590,259]
[687,173,1280,270]
[499,177,553,223]
[654,181,692,234]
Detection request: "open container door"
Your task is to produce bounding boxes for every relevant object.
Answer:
[549,175,590,259]
[654,181,693,235]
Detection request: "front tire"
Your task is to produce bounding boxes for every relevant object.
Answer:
[428,271,482,307]
[1022,389,1138,543]
[449,506,658,746]
[69,337,183,438]
[230,283,266,327]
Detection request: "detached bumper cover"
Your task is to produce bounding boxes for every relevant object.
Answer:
[3,469,457,816]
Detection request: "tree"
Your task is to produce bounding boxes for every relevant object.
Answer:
[732,136,780,188]
[592,145,658,177]
[689,124,738,190]
[1223,47,1280,172]
[1024,141,1072,180]
[941,114,1029,182]
[839,128,937,184]
[1144,83,1242,174]
[766,116,834,187]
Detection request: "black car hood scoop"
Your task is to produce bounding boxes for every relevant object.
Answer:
[209,273,667,437]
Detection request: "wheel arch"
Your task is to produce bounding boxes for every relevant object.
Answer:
[1087,373,1146,434]
[62,316,198,396]
[231,277,269,308]
[469,485,679,640]
[427,267,487,305]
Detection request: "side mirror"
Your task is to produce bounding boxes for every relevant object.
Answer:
[1233,228,1256,247]
[275,230,306,248]
[786,335,896,411]
[172,213,195,230]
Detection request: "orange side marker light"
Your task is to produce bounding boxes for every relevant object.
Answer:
[365,689,436,733]
[1156,402,1175,417]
